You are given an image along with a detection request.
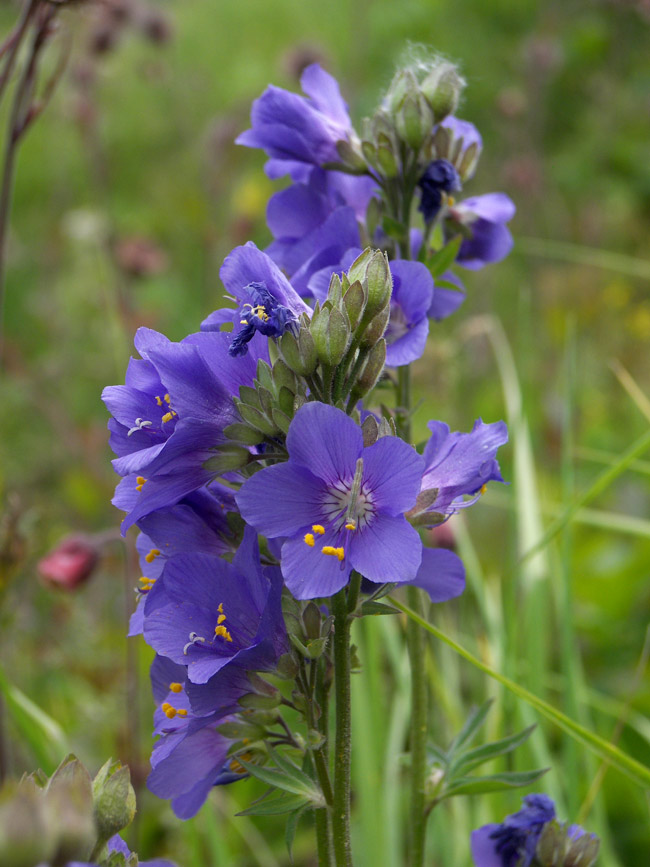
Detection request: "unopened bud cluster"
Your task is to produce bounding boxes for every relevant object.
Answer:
[534,821,600,867]
[215,248,392,468]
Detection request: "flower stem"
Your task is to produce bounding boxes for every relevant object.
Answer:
[395,366,429,866]
[314,659,334,866]
[331,575,359,866]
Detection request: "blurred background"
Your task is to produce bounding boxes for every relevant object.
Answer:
[1,0,649,864]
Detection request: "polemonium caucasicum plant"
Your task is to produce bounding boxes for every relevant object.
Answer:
[99,51,607,867]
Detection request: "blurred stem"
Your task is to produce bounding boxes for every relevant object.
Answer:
[331,575,360,867]
[395,365,429,866]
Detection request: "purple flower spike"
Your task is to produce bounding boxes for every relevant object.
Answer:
[143,528,287,684]
[449,192,516,270]
[236,64,355,181]
[421,418,508,519]
[236,403,424,599]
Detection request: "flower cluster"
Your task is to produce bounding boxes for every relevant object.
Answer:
[103,55,516,840]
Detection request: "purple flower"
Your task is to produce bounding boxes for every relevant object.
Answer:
[420,418,508,519]
[66,832,176,866]
[143,528,287,684]
[103,327,262,532]
[417,159,462,223]
[471,794,599,867]
[236,64,355,181]
[471,794,556,867]
[265,167,376,295]
[147,656,248,819]
[236,402,424,599]
[448,193,516,270]
[407,547,466,603]
[410,229,467,321]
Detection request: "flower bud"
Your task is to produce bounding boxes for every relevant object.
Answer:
[280,327,318,376]
[92,760,136,846]
[564,834,600,867]
[335,139,368,173]
[204,443,253,472]
[310,307,350,366]
[38,536,98,590]
[358,249,392,319]
[420,61,465,122]
[354,339,386,397]
[359,301,390,348]
[394,91,434,150]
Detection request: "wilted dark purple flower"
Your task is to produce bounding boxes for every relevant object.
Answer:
[420,418,508,520]
[143,528,287,684]
[417,159,462,223]
[236,402,425,598]
[236,63,356,181]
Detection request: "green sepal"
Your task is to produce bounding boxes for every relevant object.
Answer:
[426,236,462,278]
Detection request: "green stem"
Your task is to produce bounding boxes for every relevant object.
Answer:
[395,366,429,866]
[406,585,428,867]
[314,659,334,866]
[331,579,356,866]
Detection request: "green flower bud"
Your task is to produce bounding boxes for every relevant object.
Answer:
[238,692,282,710]
[564,834,600,867]
[204,442,253,472]
[0,786,55,867]
[394,91,434,150]
[362,249,392,319]
[223,422,265,446]
[420,61,465,122]
[360,301,390,348]
[343,280,366,330]
[355,339,386,397]
[335,139,368,173]
[92,760,136,847]
[310,306,350,366]
[280,328,318,376]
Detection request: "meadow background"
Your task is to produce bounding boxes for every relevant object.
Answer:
[1,0,649,863]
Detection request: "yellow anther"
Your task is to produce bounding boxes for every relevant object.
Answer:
[164,707,177,719]
[164,394,171,404]
[217,613,227,625]
[322,545,345,562]
[240,319,249,325]
[145,548,161,563]
[229,751,253,774]
[155,395,163,406]
[161,702,171,712]
[447,195,456,206]
[138,576,149,585]
[480,484,487,496]
[135,475,147,492]
[169,682,183,693]
[215,624,233,642]
[176,709,188,718]
[162,411,175,423]
[217,603,224,614]
[304,533,315,547]
[242,737,250,745]
[312,524,325,535]
[345,521,356,531]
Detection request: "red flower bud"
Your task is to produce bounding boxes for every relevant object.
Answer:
[38,536,99,590]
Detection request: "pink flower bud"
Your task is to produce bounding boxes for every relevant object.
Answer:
[38,536,99,590]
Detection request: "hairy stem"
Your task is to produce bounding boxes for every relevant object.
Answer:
[331,578,357,866]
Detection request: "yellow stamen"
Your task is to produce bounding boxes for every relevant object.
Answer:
[145,548,161,563]
[161,702,171,712]
[217,603,224,613]
[164,707,177,719]
[215,624,233,642]
[176,709,188,717]
[162,411,175,423]
[240,319,249,324]
[217,613,227,625]
[312,524,325,535]
[448,195,456,206]
[155,395,163,406]
[169,682,183,693]
[345,521,356,531]
[164,394,171,404]
[304,533,315,547]
[138,576,149,585]
[480,484,487,496]
[322,545,345,562]
[229,751,253,774]
[135,475,146,492]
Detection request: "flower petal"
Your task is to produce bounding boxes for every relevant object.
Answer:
[361,436,423,515]
[406,548,465,603]
[286,402,362,484]
[236,462,325,538]
[348,513,422,584]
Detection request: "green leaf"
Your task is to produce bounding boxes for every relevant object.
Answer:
[388,596,650,788]
[381,215,406,242]
[426,236,462,278]
[0,665,68,773]
[285,804,308,862]
[452,725,537,775]
[448,699,493,753]
[236,791,310,816]
[237,759,324,804]
[442,768,549,798]
[434,278,464,292]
